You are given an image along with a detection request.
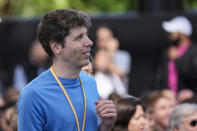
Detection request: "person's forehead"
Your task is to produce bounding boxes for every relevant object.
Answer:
[70,26,87,33]
[184,112,197,120]
[98,28,112,35]
[154,97,169,107]
[67,26,86,38]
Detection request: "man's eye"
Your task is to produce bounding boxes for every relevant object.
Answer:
[76,34,83,40]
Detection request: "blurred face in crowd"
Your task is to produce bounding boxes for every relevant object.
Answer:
[144,110,155,131]
[96,27,113,48]
[168,32,179,41]
[179,112,197,131]
[0,107,13,131]
[81,61,93,75]
[128,105,147,131]
[168,32,181,46]
[106,38,119,54]
[178,89,194,103]
[152,97,171,130]
[94,49,110,72]
[30,41,49,67]
[162,89,177,107]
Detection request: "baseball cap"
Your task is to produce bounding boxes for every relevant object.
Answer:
[162,16,192,36]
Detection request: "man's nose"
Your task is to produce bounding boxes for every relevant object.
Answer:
[85,36,93,47]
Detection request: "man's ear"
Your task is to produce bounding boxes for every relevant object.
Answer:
[50,42,63,55]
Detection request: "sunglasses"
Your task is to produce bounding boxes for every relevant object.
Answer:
[190,120,197,127]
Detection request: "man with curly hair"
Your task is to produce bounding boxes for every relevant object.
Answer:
[18,9,117,131]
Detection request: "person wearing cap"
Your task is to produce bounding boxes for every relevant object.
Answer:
[156,16,197,95]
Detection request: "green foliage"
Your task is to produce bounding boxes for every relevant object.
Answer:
[1,0,196,17]
[186,0,197,9]
[68,0,138,13]
[0,0,69,17]
[0,0,137,17]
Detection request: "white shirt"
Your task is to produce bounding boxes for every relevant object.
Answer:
[95,71,127,99]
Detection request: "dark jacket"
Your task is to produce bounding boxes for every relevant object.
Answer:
[155,42,197,93]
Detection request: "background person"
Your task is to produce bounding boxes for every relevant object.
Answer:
[94,49,127,99]
[13,40,49,91]
[113,96,147,131]
[169,103,197,131]
[95,25,131,89]
[144,91,172,131]
[156,16,197,95]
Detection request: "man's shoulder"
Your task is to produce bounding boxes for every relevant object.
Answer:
[20,79,43,99]
[20,69,51,94]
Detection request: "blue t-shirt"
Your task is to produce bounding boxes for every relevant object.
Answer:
[18,69,100,131]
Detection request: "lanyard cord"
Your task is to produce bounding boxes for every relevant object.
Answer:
[50,67,86,131]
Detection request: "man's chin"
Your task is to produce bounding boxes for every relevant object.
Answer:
[80,60,89,67]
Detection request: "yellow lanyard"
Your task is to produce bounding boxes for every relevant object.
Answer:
[50,67,86,131]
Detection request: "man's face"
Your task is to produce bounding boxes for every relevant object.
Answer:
[60,26,93,69]
[153,97,172,129]
[181,112,197,131]
[168,32,181,46]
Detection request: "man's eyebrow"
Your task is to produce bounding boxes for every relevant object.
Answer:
[74,31,88,40]
[74,33,83,40]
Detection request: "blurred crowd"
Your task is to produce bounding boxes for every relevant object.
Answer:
[0,15,197,131]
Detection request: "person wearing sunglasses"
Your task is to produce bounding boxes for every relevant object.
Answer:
[169,103,197,131]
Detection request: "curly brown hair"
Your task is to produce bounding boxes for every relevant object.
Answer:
[37,9,92,56]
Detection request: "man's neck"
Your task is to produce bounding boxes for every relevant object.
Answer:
[52,60,80,78]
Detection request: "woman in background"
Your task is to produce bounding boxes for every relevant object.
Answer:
[113,96,147,131]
